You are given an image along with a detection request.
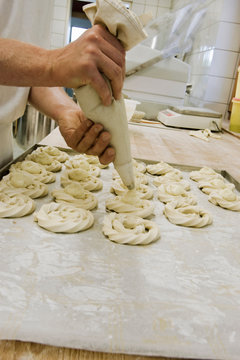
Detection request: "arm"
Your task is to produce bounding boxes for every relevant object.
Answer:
[0,24,125,106]
[28,86,115,165]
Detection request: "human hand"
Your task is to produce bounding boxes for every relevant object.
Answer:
[57,107,115,165]
[50,24,125,106]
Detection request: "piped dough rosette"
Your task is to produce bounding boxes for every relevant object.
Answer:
[61,169,103,191]
[163,199,213,228]
[102,213,160,245]
[0,172,48,199]
[198,178,235,195]
[26,151,62,172]
[146,161,182,177]
[10,161,56,184]
[158,183,196,204]
[189,167,223,182]
[106,190,154,218]
[52,183,98,210]
[208,188,240,211]
[153,172,186,187]
[111,178,153,199]
[0,191,35,218]
[35,146,69,163]
[132,159,146,173]
[112,169,149,185]
[64,158,101,177]
[71,153,108,169]
[34,202,94,233]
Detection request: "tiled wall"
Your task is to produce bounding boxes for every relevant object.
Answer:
[129,0,171,18]
[50,0,72,49]
[175,0,240,118]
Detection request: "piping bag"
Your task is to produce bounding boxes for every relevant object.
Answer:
[74,0,147,190]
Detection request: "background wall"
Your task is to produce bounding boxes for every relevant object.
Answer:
[50,0,240,119]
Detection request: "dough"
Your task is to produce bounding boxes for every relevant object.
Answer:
[71,153,108,169]
[0,172,48,199]
[65,158,101,177]
[102,213,160,245]
[52,183,98,210]
[153,171,185,187]
[164,199,213,228]
[0,191,35,218]
[189,167,223,182]
[35,146,69,163]
[146,161,183,177]
[26,151,62,172]
[34,202,94,233]
[61,169,103,191]
[158,183,196,204]
[198,178,235,195]
[208,188,240,211]
[110,178,153,199]
[132,159,146,173]
[10,160,56,184]
[112,168,149,185]
[106,190,154,218]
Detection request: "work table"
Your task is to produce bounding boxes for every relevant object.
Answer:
[0,122,240,360]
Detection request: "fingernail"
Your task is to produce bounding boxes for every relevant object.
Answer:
[87,120,93,127]
[107,148,115,157]
[94,124,103,133]
[102,133,110,142]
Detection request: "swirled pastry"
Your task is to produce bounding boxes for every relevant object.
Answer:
[34,202,94,233]
[132,159,146,173]
[0,191,35,218]
[71,154,108,169]
[198,178,235,195]
[61,169,103,191]
[65,158,101,177]
[189,167,223,182]
[164,200,213,228]
[158,183,196,204]
[52,183,98,210]
[153,171,186,187]
[35,146,69,163]
[110,178,153,199]
[0,172,48,199]
[26,152,62,172]
[106,190,154,218]
[208,188,240,211]
[112,169,149,185]
[10,161,56,184]
[102,213,160,245]
[146,161,182,177]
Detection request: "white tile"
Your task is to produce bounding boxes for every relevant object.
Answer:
[50,33,65,48]
[185,50,215,76]
[158,0,171,7]
[147,0,158,6]
[156,7,170,17]
[132,0,145,5]
[54,0,68,7]
[144,5,158,18]
[53,5,67,21]
[52,19,66,35]
[216,22,240,52]
[131,3,145,15]
[191,24,218,54]
[210,50,239,78]
[205,76,232,102]
[221,0,240,23]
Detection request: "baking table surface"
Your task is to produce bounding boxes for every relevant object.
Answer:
[1,122,240,360]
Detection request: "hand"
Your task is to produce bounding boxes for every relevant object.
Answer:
[58,107,116,165]
[50,24,125,106]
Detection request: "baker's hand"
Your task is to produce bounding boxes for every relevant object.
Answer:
[58,108,115,165]
[50,24,125,106]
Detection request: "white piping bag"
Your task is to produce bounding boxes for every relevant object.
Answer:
[74,0,147,190]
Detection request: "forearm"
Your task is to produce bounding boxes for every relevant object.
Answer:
[28,86,79,122]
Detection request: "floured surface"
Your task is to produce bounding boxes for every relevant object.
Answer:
[0,154,240,359]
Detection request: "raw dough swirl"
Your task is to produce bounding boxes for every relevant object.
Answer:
[146,161,182,177]
[35,146,69,163]
[132,159,146,173]
[0,191,35,218]
[158,183,196,204]
[34,202,94,233]
[198,178,235,195]
[52,183,98,210]
[10,161,56,184]
[61,169,103,191]
[111,178,153,199]
[106,190,154,218]
[153,172,186,187]
[65,158,101,177]
[163,199,213,228]
[71,154,108,169]
[0,172,48,198]
[189,167,223,182]
[102,213,160,245]
[208,188,240,211]
[112,169,149,185]
[26,151,62,172]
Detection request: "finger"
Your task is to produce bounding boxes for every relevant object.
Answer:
[99,147,115,165]
[75,123,103,153]
[86,131,111,156]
